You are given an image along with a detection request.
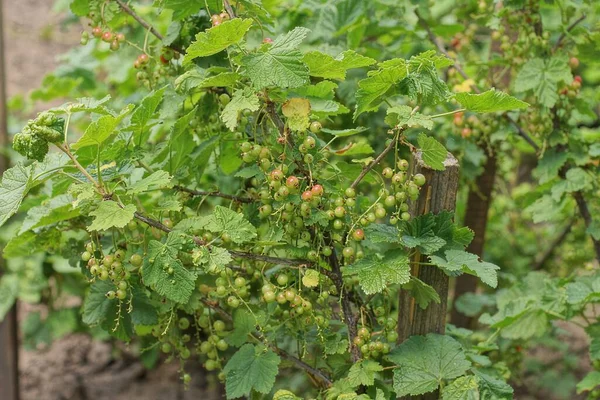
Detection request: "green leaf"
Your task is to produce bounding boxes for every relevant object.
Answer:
[514,56,572,108]
[223,344,280,399]
[533,148,569,184]
[429,250,499,288]
[203,206,257,244]
[551,167,593,201]
[354,59,407,118]
[588,220,600,241]
[343,249,410,295]
[454,89,529,113]
[402,277,441,309]
[163,0,203,20]
[82,280,114,325]
[398,51,453,106]
[441,376,479,400]
[72,105,132,150]
[388,334,470,397]
[226,309,256,347]
[385,106,433,130]
[88,201,136,231]
[0,275,18,321]
[472,370,513,400]
[364,224,401,244]
[577,371,600,394]
[142,232,196,304]
[417,133,448,171]
[282,98,311,132]
[128,171,173,194]
[303,50,376,80]
[320,126,369,137]
[221,89,261,131]
[130,87,167,144]
[131,284,158,325]
[346,360,383,387]
[273,390,301,400]
[242,27,310,89]
[19,194,80,234]
[0,163,33,228]
[192,246,232,274]
[70,0,90,16]
[185,18,253,62]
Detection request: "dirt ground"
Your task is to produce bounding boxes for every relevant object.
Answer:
[2,1,595,400]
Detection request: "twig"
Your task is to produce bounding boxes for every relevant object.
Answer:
[174,185,254,203]
[222,0,236,19]
[553,14,587,51]
[533,219,574,270]
[350,132,400,189]
[114,0,185,54]
[503,115,540,152]
[572,191,600,261]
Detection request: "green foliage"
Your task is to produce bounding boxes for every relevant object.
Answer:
[223,344,280,399]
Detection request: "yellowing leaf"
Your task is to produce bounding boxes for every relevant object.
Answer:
[282,98,311,132]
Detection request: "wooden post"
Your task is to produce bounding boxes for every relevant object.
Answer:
[397,151,460,400]
[0,0,20,398]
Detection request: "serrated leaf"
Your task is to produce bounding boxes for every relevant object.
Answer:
[273,390,301,400]
[192,246,232,274]
[203,206,257,244]
[128,171,173,194]
[385,105,433,129]
[226,309,256,347]
[221,89,261,131]
[472,370,513,400]
[364,224,401,244]
[347,360,383,387]
[130,87,166,145]
[88,201,136,231]
[282,98,311,131]
[429,250,499,288]
[343,249,410,295]
[514,56,572,108]
[417,133,448,171]
[388,334,470,397]
[354,60,407,118]
[185,18,253,62]
[131,284,158,325]
[243,27,310,89]
[303,50,376,80]
[551,167,593,201]
[163,0,203,20]
[223,344,280,399]
[402,277,441,309]
[320,126,368,137]
[142,233,196,304]
[454,89,529,113]
[0,163,34,228]
[82,280,114,325]
[19,194,80,234]
[441,376,479,400]
[302,269,320,288]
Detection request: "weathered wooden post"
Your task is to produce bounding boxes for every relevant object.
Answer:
[0,0,20,398]
[397,151,460,400]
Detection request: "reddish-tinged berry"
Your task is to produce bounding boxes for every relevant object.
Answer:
[301,190,313,201]
[574,75,582,83]
[263,37,273,44]
[285,176,299,189]
[270,169,284,181]
[138,53,149,64]
[352,229,365,241]
[116,33,125,42]
[160,55,169,64]
[569,57,580,69]
[92,27,103,38]
[101,31,113,42]
[311,184,324,196]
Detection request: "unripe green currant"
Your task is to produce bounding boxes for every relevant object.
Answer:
[413,173,426,186]
[344,187,356,198]
[309,121,322,133]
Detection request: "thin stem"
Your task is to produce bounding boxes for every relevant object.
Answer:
[55,143,103,193]
[430,108,466,119]
[174,185,254,204]
[553,14,587,52]
[223,0,236,19]
[350,130,401,189]
[114,0,185,54]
